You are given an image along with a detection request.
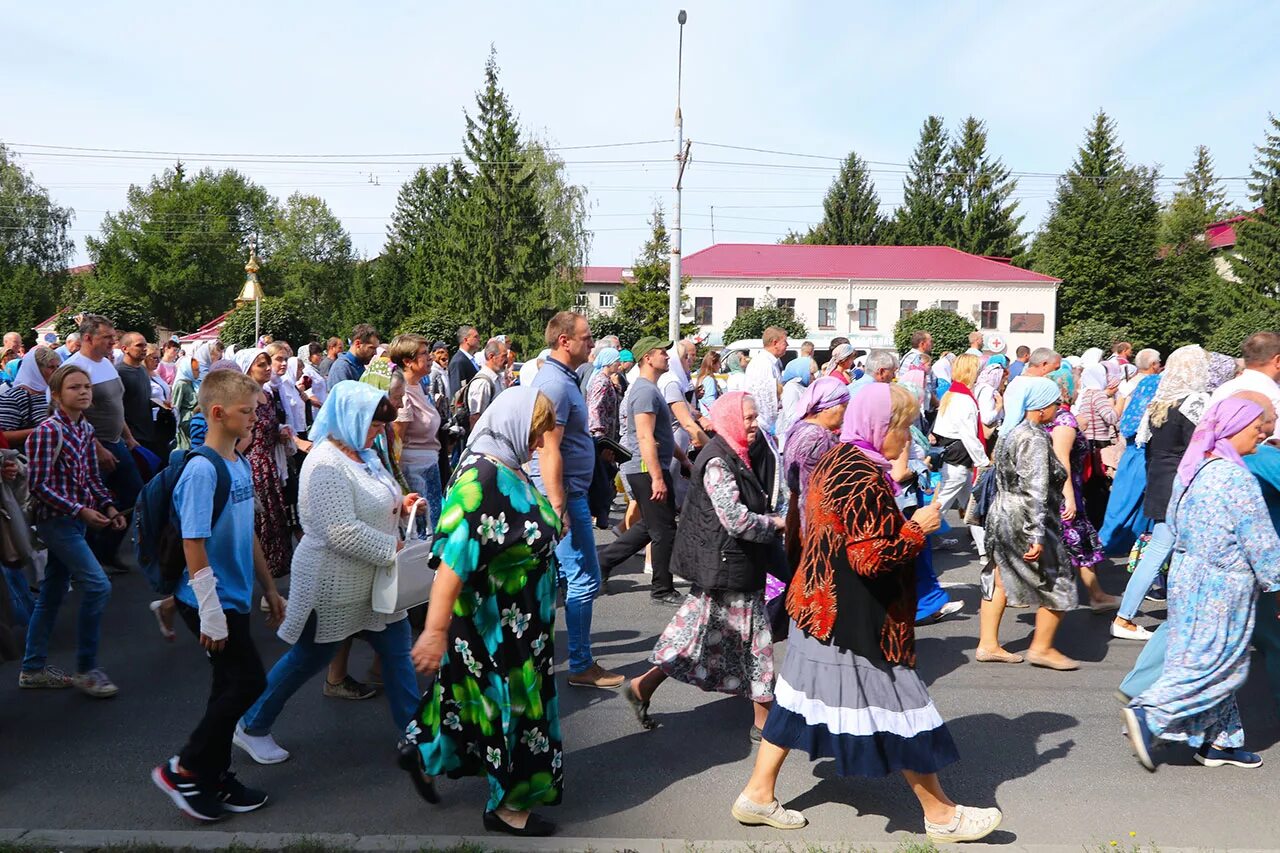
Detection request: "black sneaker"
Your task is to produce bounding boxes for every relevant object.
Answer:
[152,757,224,821]
[218,771,269,812]
[650,590,684,606]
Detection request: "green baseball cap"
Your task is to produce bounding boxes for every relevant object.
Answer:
[631,336,673,363]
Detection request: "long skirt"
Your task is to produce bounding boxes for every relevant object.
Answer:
[761,625,960,777]
[1099,442,1151,556]
[651,588,775,701]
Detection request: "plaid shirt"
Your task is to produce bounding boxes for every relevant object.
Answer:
[28,409,115,523]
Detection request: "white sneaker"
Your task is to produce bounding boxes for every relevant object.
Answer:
[234,724,291,764]
[925,804,1003,843]
[1110,622,1153,642]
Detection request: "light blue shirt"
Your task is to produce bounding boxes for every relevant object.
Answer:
[174,453,257,614]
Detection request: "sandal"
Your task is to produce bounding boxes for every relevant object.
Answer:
[623,678,656,730]
[1025,650,1079,671]
[975,648,1023,664]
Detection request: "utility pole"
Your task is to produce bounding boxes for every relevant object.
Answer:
[710,205,715,244]
[668,9,688,344]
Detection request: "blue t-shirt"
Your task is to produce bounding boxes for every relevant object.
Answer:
[174,453,257,614]
[1246,445,1280,533]
[326,351,365,387]
[1008,360,1027,381]
[529,356,596,495]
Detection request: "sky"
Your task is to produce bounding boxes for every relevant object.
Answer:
[4,1,1278,270]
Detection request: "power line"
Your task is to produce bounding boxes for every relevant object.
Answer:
[5,139,672,159]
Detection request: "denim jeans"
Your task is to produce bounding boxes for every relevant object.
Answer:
[91,438,144,565]
[241,613,419,735]
[1118,521,1174,621]
[22,517,112,673]
[556,492,602,674]
[400,453,443,535]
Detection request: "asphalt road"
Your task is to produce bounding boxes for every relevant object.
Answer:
[3,523,1280,848]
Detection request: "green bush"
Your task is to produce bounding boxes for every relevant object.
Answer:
[892,307,976,355]
[56,288,157,339]
[1207,304,1280,357]
[1054,319,1135,357]
[723,305,807,345]
[589,311,645,350]
[219,295,314,348]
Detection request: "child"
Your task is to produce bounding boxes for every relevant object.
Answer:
[152,370,286,821]
[19,364,125,697]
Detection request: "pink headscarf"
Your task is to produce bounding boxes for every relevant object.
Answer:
[839,382,899,492]
[710,391,753,465]
[1176,397,1264,486]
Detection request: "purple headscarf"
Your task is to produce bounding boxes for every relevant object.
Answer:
[1176,397,1264,486]
[839,382,899,492]
[786,375,851,446]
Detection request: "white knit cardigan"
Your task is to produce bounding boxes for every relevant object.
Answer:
[278,440,403,645]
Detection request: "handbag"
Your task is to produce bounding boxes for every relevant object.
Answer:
[372,502,436,615]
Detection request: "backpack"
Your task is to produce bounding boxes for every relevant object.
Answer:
[133,445,236,595]
[450,372,495,433]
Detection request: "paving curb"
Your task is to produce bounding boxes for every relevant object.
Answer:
[2,832,1277,853]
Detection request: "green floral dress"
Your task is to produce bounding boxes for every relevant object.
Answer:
[404,453,564,812]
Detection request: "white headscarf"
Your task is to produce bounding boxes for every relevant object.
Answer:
[273,355,308,434]
[234,347,268,376]
[1080,363,1108,392]
[13,348,55,393]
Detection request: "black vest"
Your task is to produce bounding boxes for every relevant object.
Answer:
[672,435,774,592]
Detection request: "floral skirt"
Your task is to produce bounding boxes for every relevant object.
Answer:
[650,588,775,701]
[1060,506,1104,569]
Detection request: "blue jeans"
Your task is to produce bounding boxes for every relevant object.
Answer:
[91,439,144,565]
[400,455,443,535]
[556,492,601,674]
[1118,521,1174,621]
[241,613,419,734]
[22,517,112,673]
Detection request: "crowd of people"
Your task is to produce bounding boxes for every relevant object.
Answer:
[3,310,1280,843]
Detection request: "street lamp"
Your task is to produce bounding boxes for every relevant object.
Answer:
[668,9,689,343]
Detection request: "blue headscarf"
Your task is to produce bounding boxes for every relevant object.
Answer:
[593,347,621,370]
[1049,364,1075,400]
[309,380,388,467]
[986,353,1009,368]
[1005,376,1061,430]
[781,356,815,387]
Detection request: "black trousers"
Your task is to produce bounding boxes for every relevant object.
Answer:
[176,603,267,782]
[597,471,677,597]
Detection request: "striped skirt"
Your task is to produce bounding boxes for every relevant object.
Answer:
[761,624,959,777]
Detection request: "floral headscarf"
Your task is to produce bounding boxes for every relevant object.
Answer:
[1148,345,1209,429]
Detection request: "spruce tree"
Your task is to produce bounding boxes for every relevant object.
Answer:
[807,151,887,245]
[1234,113,1280,300]
[1031,111,1160,340]
[386,161,469,314]
[893,116,950,246]
[615,206,694,338]
[942,117,1024,258]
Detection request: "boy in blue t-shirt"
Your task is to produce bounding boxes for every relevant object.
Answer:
[152,370,286,821]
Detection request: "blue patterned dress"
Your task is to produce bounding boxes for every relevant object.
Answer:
[1132,458,1280,748]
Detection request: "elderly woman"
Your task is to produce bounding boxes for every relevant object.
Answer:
[405,387,563,837]
[172,341,221,450]
[978,377,1080,670]
[233,348,293,579]
[775,356,815,445]
[974,354,1006,440]
[234,382,423,765]
[0,347,61,446]
[623,392,784,741]
[1124,396,1280,771]
[725,350,749,393]
[733,383,1001,842]
[388,334,442,530]
[586,346,623,530]
[823,343,856,383]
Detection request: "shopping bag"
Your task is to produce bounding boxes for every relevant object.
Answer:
[372,502,435,614]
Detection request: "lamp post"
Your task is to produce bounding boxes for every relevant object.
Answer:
[668,9,689,343]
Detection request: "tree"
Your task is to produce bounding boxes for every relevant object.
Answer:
[893,116,950,246]
[892,306,976,355]
[0,143,74,342]
[385,161,470,314]
[588,311,644,349]
[87,165,278,330]
[1030,111,1161,342]
[219,295,314,349]
[340,256,410,341]
[54,287,157,337]
[1207,302,1280,357]
[613,206,695,339]
[272,192,357,330]
[525,138,590,308]
[723,303,807,345]
[805,152,888,245]
[1054,319,1135,357]
[396,309,472,351]
[1234,113,1280,301]
[941,117,1024,258]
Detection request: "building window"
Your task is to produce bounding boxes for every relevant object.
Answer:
[573,291,588,312]
[776,297,796,313]
[858,299,878,329]
[598,292,615,309]
[980,300,999,330]
[940,300,958,313]
[736,297,754,317]
[900,299,917,319]
[694,297,713,325]
[818,298,836,329]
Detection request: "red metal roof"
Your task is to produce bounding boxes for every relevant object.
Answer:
[65,263,95,276]
[182,311,229,340]
[33,309,64,330]
[580,266,627,284]
[680,243,1060,284]
[1205,215,1246,251]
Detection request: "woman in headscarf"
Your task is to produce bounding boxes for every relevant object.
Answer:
[1045,365,1115,614]
[0,346,60,446]
[622,392,785,743]
[974,354,1007,445]
[171,341,222,450]
[781,377,850,536]
[1099,354,1163,561]
[695,350,722,417]
[235,382,423,766]
[774,356,815,446]
[405,387,564,837]
[732,383,1002,842]
[978,377,1080,670]
[1123,396,1280,772]
[586,346,623,530]
[1074,363,1121,530]
[233,347,293,580]
[614,350,634,397]
[295,343,328,425]
[725,350,750,393]
[1114,345,1213,640]
[823,343,856,384]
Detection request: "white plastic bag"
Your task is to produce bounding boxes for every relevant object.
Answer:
[371,502,434,615]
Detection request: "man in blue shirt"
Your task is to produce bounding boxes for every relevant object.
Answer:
[1007,345,1030,381]
[326,324,381,387]
[530,311,623,690]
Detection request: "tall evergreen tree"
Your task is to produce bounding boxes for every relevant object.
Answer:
[1031,111,1161,340]
[942,117,1024,258]
[1234,113,1280,300]
[893,116,950,246]
[807,151,887,245]
[386,161,470,314]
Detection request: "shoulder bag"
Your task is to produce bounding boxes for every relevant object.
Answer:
[372,501,435,615]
